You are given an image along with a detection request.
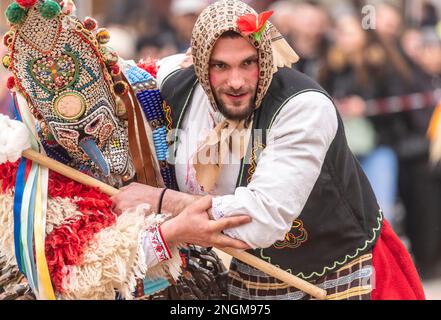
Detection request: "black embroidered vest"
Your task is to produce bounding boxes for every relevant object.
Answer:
[161,66,383,281]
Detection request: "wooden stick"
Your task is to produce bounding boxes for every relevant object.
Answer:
[220,248,327,300]
[23,149,119,197]
[22,148,327,300]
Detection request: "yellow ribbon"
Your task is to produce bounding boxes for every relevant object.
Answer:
[34,166,56,300]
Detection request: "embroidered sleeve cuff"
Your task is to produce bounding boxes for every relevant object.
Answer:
[146,225,172,264]
[212,197,226,220]
[212,196,241,240]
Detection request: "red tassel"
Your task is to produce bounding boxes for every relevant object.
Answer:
[110,64,120,76]
[0,161,20,192]
[6,76,16,90]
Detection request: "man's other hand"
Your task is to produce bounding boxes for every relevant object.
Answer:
[161,196,252,250]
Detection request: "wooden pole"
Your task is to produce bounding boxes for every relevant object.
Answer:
[22,148,327,300]
[220,248,326,300]
[23,149,119,196]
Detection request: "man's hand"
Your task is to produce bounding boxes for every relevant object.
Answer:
[111,182,197,216]
[161,196,252,250]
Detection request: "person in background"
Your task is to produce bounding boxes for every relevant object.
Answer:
[288,0,330,80]
[401,26,424,66]
[267,0,297,37]
[418,26,441,88]
[376,1,441,280]
[400,25,441,280]
[320,6,400,228]
[136,34,178,60]
[168,0,206,52]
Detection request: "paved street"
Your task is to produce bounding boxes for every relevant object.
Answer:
[424,278,441,300]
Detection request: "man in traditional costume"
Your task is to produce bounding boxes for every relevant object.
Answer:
[0,0,250,300]
[113,0,426,300]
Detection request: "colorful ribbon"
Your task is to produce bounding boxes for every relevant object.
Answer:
[20,162,39,295]
[34,167,56,300]
[13,92,55,299]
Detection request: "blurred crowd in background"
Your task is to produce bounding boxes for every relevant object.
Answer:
[1,0,441,280]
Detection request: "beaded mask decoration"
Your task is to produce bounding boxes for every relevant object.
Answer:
[3,0,136,186]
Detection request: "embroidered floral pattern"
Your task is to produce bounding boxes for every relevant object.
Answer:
[147,225,172,263]
[273,219,308,249]
[30,53,79,92]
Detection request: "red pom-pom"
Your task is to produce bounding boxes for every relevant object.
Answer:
[3,32,13,47]
[6,76,16,90]
[110,64,120,76]
[83,17,98,31]
[16,0,38,8]
[137,58,159,79]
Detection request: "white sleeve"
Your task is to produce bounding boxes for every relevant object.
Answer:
[156,54,187,89]
[211,91,339,249]
[142,230,161,269]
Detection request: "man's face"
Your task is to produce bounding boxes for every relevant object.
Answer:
[209,36,259,120]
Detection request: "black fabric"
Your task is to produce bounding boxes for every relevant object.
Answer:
[161,67,382,280]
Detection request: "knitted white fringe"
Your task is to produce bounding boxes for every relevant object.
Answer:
[0,192,15,266]
[61,204,182,300]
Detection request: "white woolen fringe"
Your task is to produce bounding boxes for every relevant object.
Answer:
[0,192,15,266]
[61,204,182,300]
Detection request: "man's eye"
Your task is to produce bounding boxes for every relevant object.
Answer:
[243,60,257,66]
[212,63,225,70]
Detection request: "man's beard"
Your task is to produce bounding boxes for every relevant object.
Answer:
[213,91,256,121]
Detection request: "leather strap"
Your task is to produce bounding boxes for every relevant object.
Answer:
[118,73,162,187]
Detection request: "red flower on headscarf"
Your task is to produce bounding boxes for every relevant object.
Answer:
[236,10,273,42]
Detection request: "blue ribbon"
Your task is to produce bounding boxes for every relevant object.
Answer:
[142,278,171,296]
[13,158,27,274]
